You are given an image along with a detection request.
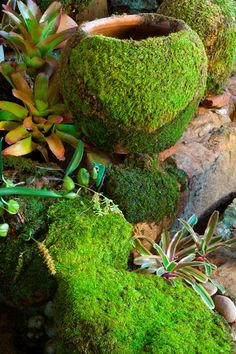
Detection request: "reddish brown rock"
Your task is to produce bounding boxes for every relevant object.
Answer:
[203,91,231,108]
[213,295,236,323]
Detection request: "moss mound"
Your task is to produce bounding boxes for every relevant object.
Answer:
[158,0,236,93]
[46,198,232,353]
[59,14,207,153]
[37,0,92,13]
[104,165,179,224]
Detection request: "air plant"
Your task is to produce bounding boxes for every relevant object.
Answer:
[0,62,79,160]
[0,0,76,72]
[133,212,236,309]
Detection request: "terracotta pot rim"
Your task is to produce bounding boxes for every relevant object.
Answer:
[80,14,186,41]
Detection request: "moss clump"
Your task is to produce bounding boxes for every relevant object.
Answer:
[158,0,236,93]
[36,0,92,13]
[46,198,232,353]
[59,14,207,153]
[0,196,56,306]
[104,166,179,224]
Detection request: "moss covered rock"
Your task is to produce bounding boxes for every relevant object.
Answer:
[104,165,179,224]
[59,14,207,153]
[46,198,232,353]
[158,0,236,93]
[36,0,92,13]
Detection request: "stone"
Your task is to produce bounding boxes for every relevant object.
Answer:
[212,261,236,304]
[203,91,231,109]
[213,295,236,323]
[203,282,217,296]
[231,322,236,341]
[170,99,236,228]
[28,314,45,329]
[44,339,56,354]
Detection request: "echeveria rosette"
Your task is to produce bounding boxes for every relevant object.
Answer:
[0,65,79,160]
[0,0,76,73]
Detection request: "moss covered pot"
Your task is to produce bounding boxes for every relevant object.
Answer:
[45,198,232,353]
[59,14,207,153]
[158,0,236,93]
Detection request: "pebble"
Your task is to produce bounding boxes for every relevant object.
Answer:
[44,301,54,319]
[44,339,56,354]
[28,314,45,329]
[203,282,217,296]
[45,320,56,338]
[27,329,44,339]
[213,295,236,323]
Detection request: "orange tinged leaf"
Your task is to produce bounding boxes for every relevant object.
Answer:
[0,101,28,119]
[44,133,65,160]
[5,124,30,144]
[3,136,36,156]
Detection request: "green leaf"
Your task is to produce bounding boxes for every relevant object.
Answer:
[55,130,78,147]
[34,72,49,103]
[7,199,20,214]
[0,121,20,130]
[40,1,61,23]
[11,72,32,98]
[12,89,39,116]
[192,283,215,309]
[210,279,225,294]
[160,229,170,254]
[5,124,29,144]
[0,186,63,198]
[166,261,177,272]
[0,101,28,119]
[179,218,200,244]
[201,211,219,253]
[0,223,9,237]
[167,230,183,261]
[17,1,34,21]
[0,138,3,182]
[95,163,106,187]
[181,214,198,238]
[40,11,61,40]
[181,266,208,283]
[132,238,152,256]
[27,0,42,20]
[63,176,75,192]
[153,243,170,268]
[2,136,36,156]
[65,140,84,176]
[77,168,90,186]
[37,28,76,57]
[44,133,65,161]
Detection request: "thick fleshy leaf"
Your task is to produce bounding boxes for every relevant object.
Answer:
[166,262,177,272]
[0,137,3,181]
[37,28,76,57]
[40,10,61,40]
[192,283,215,309]
[5,124,30,144]
[17,1,34,20]
[134,255,161,266]
[2,6,30,40]
[2,136,36,156]
[179,218,200,244]
[176,235,194,251]
[23,116,36,130]
[24,18,43,43]
[11,72,32,98]
[48,115,63,124]
[0,30,26,52]
[181,266,208,283]
[181,214,198,238]
[132,238,152,256]
[160,229,170,254]
[167,230,183,261]
[0,62,14,86]
[0,101,28,119]
[40,1,61,23]
[0,110,20,121]
[210,279,225,294]
[152,243,170,268]
[176,245,197,258]
[95,163,106,188]
[27,0,42,20]
[55,130,78,147]
[201,211,219,253]
[0,121,19,130]
[178,254,196,263]
[35,99,48,112]
[34,72,49,102]
[24,55,45,69]
[1,0,17,29]
[43,103,67,116]
[12,89,39,115]
[56,123,78,135]
[87,150,111,166]
[44,133,65,160]
[65,139,84,175]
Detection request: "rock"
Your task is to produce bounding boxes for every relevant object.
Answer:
[203,91,231,109]
[44,301,54,320]
[203,282,217,296]
[213,295,236,323]
[27,329,44,339]
[231,322,236,341]
[212,261,236,304]
[28,314,45,329]
[45,321,56,338]
[171,101,236,228]
[44,339,56,354]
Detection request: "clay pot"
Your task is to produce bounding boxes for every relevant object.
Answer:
[59,14,208,153]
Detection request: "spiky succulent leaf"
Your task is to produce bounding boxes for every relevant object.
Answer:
[181,214,198,238]
[160,229,170,254]
[5,124,29,144]
[179,218,200,244]
[167,230,183,261]
[0,101,28,119]
[27,0,42,20]
[152,243,170,268]
[2,136,36,156]
[191,283,215,309]
[201,211,219,254]
[44,132,65,161]
[34,72,49,102]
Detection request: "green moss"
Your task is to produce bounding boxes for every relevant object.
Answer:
[60,14,207,153]
[104,166,179,224]
[158,0,236,93]
[36,0,92,13]
[46,198,232,353]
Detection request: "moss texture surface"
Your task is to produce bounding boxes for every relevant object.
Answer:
[104,166,179,224]
[36,0,92,13]
[158,0,236,93]
[46,198,232,354]
[59,14,207,153]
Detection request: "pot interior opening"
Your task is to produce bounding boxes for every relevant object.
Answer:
[82,16,184,40]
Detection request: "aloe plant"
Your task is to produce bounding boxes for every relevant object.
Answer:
[133,212,236,309]
[0,63,80,160]
[0,0,76,72]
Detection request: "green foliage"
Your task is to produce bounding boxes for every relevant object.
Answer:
[59,14,207,153]
[158,0,236,93]
[0,0,76,73]
[104,165,179,224]
[134,211,236,308]
[44,198,232,353]
[36,0,92,13]
[0,64,79,160]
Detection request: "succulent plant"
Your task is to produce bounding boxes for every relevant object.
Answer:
[133,211,236,309]
[0,0,76,73]
[0,63,79,160]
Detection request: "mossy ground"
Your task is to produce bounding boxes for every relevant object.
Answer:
[36,0,92,13]
[104,165,179,224]
[158,0,236,93]
[46,198,232,353]
[60,14,207,153]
